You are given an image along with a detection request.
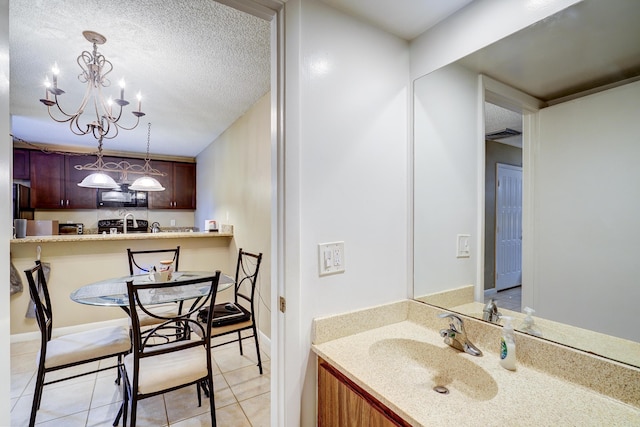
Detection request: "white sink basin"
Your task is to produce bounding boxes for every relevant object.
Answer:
[368,338,498,401]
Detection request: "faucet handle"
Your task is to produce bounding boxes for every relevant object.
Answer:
[438,312,465,333]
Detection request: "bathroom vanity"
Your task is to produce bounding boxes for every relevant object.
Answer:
[312,300,640,426]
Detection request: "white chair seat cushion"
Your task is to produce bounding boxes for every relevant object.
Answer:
[124,344,209,395]
[42,325,131,369]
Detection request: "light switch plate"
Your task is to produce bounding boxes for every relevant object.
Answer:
[457,234,471,258]
[318,241,345,276]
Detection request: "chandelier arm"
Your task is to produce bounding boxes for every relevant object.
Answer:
[106,115,142,133]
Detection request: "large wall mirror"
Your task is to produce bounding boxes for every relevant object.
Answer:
[413,0,640,368]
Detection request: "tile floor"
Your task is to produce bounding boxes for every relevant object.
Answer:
[10,335,270,426]
[485,285,522,313]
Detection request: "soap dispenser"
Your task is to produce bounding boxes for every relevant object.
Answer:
[519,307,542,337]
[500,316,516,371]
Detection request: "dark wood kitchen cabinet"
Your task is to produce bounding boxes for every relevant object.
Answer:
[30,151,97,209]
[148,160,196,209]
[13,148,31,180]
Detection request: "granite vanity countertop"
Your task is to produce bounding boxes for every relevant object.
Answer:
[312,300,640,427]
[10,231,233,244]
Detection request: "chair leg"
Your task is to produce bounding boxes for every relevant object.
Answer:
[129,395,137,427]
[252,326,264,375]
[208,376,217,427]
[237,330,244,355]
[197,382,202,407]
[29,365,46,427]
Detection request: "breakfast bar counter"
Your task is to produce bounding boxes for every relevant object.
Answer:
[10,232,235,335]
[10,231,233,244]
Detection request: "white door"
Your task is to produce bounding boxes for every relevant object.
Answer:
[495,163,523,291]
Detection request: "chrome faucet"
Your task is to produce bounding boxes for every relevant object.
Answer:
[438,312,483,357]
[123,213,137,234]
[482,298,501,323]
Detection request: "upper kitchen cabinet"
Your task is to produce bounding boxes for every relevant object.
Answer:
[148,160,196,210]
[13,148,30,180]
[30,151,97,209]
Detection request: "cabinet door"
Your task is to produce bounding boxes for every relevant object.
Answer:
[30,151,65,209]
[173,162,196,209]
[318,359,409,427]
[65,155,99,208]
[13,148,31,180]
[148,160,174,209]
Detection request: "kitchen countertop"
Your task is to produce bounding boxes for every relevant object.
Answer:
[10,231,232,244]
[312,300,640,426]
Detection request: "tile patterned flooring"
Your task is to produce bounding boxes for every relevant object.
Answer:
[10,335,270,426]
[485,285,522,313]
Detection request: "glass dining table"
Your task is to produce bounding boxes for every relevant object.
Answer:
[70,271,235,313]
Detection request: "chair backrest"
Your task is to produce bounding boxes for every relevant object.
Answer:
[24,261,54,347]
[127,246,180,275]
[126,271,221,358]
[234,249,263,315]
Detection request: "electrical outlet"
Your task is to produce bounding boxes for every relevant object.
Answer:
[170,219,176,226]
[318,241,345,276]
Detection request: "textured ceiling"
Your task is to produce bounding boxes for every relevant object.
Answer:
[10,0,270,157]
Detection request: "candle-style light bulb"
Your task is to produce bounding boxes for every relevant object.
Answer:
[136,91,142,112]
[119,78,125,100]
[44,76,51,99]
[51,62,59,88]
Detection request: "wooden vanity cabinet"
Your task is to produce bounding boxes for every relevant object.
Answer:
[13,148,30,180]
[148,160,196,209]
[318,358,410,427]
[30,151,97,209]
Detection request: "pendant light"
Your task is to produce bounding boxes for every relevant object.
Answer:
[129,123,165,191]
[77,136,119,189]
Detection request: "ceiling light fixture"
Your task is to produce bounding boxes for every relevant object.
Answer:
[40,30,145,141]
[76,136,119,189]
[75,123,166,190]
[129,123,165,192]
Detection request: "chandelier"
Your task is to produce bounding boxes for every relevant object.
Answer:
[40,30,144,141]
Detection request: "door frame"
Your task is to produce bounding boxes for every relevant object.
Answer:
[476,75,545,304]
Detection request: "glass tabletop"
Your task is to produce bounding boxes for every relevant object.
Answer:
[70,271,235,307]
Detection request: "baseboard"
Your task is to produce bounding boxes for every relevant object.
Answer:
[258,330,271,358]
[11,318,130,343]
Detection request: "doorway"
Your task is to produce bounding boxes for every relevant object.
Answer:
[483,101,523,305]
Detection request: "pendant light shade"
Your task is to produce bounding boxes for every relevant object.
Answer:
[129,175,165,191]
[77,171,119,189]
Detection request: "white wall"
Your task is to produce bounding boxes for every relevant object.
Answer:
[196,92,272,338]
[413,62,478,297]
[1,0,11,422]
[531,81,640,341]
[283,0,410,425]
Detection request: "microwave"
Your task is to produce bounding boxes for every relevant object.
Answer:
[58,223,84,235]
[97,185,148,208]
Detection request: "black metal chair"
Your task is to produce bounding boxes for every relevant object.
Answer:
[211,249,264,374]
[127,246,180,276]
[120,271,221,427]
[126,247,183,331]
[24,261,131,427]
